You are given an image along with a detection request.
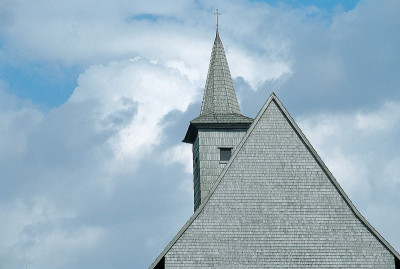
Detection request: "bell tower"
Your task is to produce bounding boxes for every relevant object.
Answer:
[183,30,253,211]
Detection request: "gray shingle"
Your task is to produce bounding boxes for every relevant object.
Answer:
[149,30,399,268]
[200,31,241,116]
[182,32,253,144]
[149,93,399,268]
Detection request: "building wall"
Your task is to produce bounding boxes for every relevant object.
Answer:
[166,101,395,268]
[192,136,201,210]
[193,129,247,210]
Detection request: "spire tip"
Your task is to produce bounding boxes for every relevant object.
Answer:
[214,9,221,31]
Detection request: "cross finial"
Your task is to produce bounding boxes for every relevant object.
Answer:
[214,9,221,30]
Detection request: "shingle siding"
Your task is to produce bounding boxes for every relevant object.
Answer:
[165,100,395,268]
[149,30,398,268]
[192,136,201,210]
[194,129,247,210]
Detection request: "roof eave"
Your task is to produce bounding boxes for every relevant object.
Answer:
[182,123,197,144]
[182,121,254,144]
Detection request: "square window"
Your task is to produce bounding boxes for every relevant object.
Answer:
[220,148,232,162]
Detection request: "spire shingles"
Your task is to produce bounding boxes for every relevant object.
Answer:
[183,31,253,144]
[200,31,241,115]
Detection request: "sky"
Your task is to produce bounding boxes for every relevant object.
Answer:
[0,0,399,268]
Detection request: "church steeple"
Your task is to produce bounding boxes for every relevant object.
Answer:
[183,31,253,144]
[200,31,241,115]
[183,29,253,211]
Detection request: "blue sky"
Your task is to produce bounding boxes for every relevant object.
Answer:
[0,0,399,268]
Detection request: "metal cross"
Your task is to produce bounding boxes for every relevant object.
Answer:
[214,9,221,30]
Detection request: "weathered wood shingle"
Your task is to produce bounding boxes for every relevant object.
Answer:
[183,30,253,209]
[200,30,241,116]
[150,94,399,268]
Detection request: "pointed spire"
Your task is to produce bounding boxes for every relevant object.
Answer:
[200,31,241,115]
[182,30,253,144]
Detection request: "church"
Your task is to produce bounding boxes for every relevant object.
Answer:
[149,29,400,268]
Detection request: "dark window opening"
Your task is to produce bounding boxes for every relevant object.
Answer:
[154,256,165,269]
[395,256,400,269]
[220,147,232,163]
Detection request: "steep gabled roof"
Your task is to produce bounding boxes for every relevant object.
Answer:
[200,30,241,116]
[150,93,400,268]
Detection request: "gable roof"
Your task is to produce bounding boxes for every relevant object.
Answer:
[150,93,400,268]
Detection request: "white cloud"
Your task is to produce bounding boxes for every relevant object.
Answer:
[356,101,400,132]
[70,57,197,163]
[383,158,400,187]
[0,197,103,269]
[25,225,103,268]
[0,57,198,268]
[228,48,291,90]
[161,144,193,195]
[0,89,43,163]
[161,144,193,175]
[0,0,400,267]
[325,149,371,199]
[166,60,202,83]
[299,101,400,198]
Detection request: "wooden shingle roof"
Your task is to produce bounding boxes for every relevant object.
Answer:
[150,93,400,268]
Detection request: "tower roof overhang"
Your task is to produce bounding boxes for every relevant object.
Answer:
[183,113,253,144]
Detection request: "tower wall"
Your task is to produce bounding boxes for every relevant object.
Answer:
[192,129,247,210]
[192,136,200,210]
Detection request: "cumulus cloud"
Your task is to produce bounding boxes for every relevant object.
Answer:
[0,0,399,268]
[299,100,400,196]
[161,144,192,175]
[0,89,43,164]
[70,57,197,162]
[356,101,400,132]
[0,198,103,269]
[0,57,198,268]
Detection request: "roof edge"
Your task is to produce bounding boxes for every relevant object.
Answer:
[272,94,400,260]
[182,121,254,144]
[149,92,400,268]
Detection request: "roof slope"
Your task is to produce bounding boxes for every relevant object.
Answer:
[150,93,400,268]
[200,30,241,116]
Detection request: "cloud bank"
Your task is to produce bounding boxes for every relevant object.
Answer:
[0,0,399,268]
